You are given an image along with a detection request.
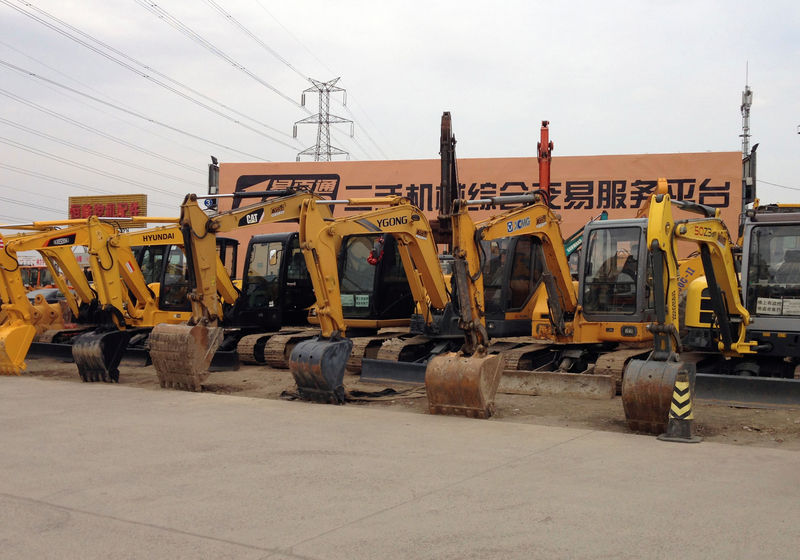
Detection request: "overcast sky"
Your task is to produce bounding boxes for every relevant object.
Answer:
[1,0,798,224]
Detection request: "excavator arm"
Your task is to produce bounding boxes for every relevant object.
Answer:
[673,217,754,356]
[426,193,572,418]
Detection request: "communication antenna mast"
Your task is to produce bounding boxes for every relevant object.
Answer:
[740,64,753,157]
[293,77,354,162]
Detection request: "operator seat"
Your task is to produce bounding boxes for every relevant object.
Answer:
[775,249,800,283]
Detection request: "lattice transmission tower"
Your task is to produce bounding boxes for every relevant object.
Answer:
[293,77,354,161]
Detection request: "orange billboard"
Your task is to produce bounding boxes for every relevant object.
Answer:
[68,194,148,227]
[218,153,742,271]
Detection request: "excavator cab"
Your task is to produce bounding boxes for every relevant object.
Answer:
[231,232,316,331]
[578,218,655,325]
[154,245,193,312]
[480,236,546,337]
[739,217,800,360]
[338,234,415,326]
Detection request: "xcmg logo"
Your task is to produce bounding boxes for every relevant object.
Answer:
[141,232,176,243]
[238,209,264,227]
[506,217,531,233]
[375,216,408,228]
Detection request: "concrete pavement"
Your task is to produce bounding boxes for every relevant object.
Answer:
[1,376,798,559]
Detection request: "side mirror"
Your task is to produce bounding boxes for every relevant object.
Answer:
[268,249,279,267]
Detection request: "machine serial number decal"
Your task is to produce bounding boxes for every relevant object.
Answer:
[693,225,713,238]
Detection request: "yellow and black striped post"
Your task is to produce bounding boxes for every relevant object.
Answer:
[657,369,702,443]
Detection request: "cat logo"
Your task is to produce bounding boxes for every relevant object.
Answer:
[238,208,264,227]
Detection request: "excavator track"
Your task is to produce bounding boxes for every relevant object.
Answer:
[593,347,650,393]
[236,333,271,364]
[346,331,409,374]
[263,328,320,369]
[490,341,550,370]
[375,335,435,363]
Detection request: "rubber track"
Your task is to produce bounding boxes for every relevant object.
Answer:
[263,328,320,369]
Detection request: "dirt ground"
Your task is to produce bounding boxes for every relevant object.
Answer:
[20,356,800,451]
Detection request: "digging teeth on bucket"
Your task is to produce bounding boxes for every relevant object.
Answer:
[425,351,504,419]
[72,329,133,383]
[149,323,223,392]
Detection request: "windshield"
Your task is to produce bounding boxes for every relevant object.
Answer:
[339,236,379,317]
[160,246,191,309]
[582,227,640,315]
[241,240,284,310]
[746,224,800,316]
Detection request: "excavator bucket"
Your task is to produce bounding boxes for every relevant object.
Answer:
[621,358,696,434]
[425,351,504,419]
[149,323,223,391]
[72,329,134,383]
[288,336,353,404]
[0,322,36,375]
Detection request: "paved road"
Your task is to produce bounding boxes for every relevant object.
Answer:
[1,377,799,560]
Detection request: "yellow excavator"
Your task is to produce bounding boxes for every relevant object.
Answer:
[685,201,800,392]
[149,189,338,390]
[289,195,453,404]
[0,216,237,381]
[0,219,119,375]
[621,179,757,433]
[68,220,239,383]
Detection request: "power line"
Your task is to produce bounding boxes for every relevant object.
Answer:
[759,179,800,192]
[134,0,305,110]
[0,116,198,187]
[0,136,186,197]
[0,188,63,214]
[0,59,273,160]
[2,0,299,149]
[0,86,203,175]
[0,42,212,163]
[203,0,308,81]
[248,0,389,158]
[0,163,176,211]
